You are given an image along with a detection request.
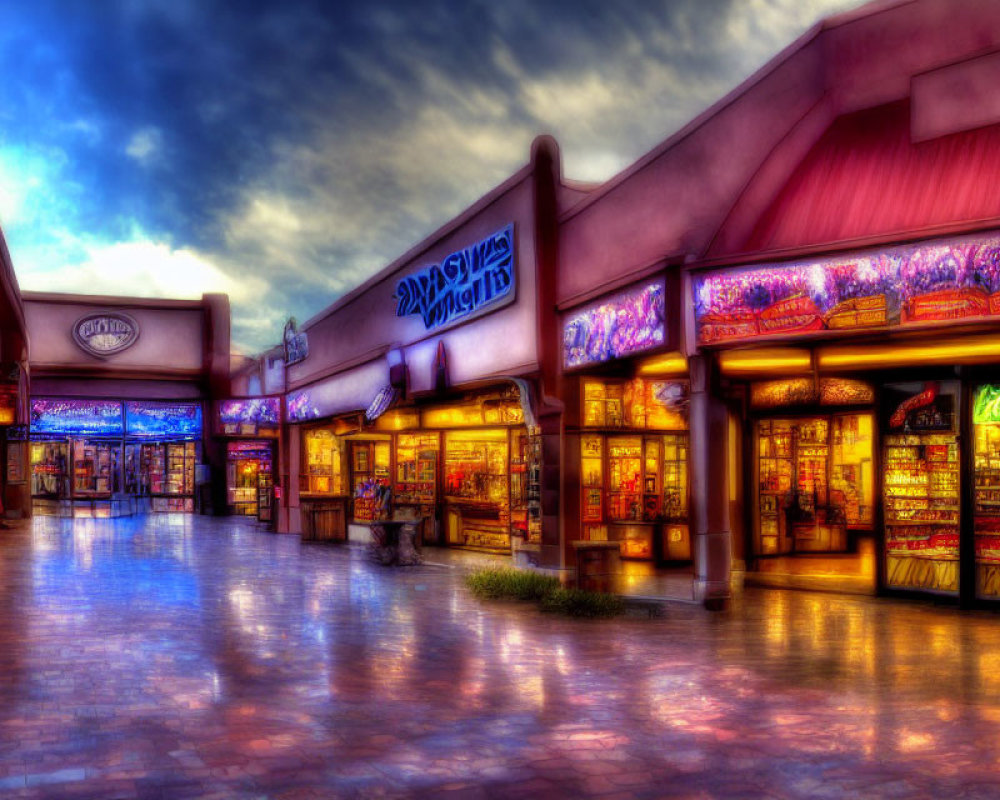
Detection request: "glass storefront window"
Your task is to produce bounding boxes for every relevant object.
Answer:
[31,442,69,499]
[756,414,873,558]
[582,378,688,430]
[395,433,438,505]
[881,381,960,596]
[974,384,1000,599]
[443,430,509,506]
[303,428,341,495]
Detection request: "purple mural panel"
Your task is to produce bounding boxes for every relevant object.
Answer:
[563,281,666,368]
[286,391,320,422]
[694,231,1000,345]
[218,397,281,437]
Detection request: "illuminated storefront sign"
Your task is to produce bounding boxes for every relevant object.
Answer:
[287,390,320,422]
[125,401,203,438]
[30,399,124,436]
[72,312,140,356]
[974,385,1000,424]
[563,281,666,368]
[750,378,875,409]
[218,397,281,437]
[694,231,1000,345]
[395,224,515,330]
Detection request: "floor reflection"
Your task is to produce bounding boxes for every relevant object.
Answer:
[0,516,994,796]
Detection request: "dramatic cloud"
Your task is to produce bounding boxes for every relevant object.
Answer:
[0,0,864,353]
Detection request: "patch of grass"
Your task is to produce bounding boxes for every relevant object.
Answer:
[465,567,560,602]
[539,587,626,618]
[465,567,624,618]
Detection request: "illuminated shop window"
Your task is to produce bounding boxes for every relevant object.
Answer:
[303,428,342,495]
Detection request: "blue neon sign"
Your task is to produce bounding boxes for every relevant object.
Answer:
[394,224,514,330]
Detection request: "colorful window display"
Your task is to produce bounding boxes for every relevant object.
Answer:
[581,378,688,430]
[694,231,1000,345]
[125,401,202,438]
[30,442,68,499]
[443,429,511,552]
[881,382,960,595]
[302,428,342,495]
[30,399,124,436]
[395,433,438,506]
[350,440,391,521]
[218,397,280,437]
[580,433,689,560]
[973,385,1000,599]
[564,281,666,368]
[756,414,873,557]
[71,440,118,496]
[579,377,690,561]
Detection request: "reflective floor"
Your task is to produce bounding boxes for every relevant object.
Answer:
[1,516,1000,797]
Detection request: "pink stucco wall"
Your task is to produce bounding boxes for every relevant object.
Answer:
[25,300,204,374]
[287,164,541,407]
[558,0,1000,303]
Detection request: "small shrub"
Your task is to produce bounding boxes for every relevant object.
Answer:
[466,567,624,618]
[465,567,560,602]
[539,587,625,618]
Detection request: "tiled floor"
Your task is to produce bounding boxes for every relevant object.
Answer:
[1,515,1000,797]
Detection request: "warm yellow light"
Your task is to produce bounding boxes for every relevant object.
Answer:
[719,348,812,375]
[637,352,688,376]
[422,404,485,428]
[443,428,507,444]
[818,335,1000,369]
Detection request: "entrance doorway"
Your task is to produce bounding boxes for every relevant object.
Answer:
[751,412,876,592]
[226,440,274,523]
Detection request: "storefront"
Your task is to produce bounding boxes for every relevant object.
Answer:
[29,397,203,516]
[692,229,1000,603]
[24,292,232,518]
[560,278,692,565]
[295,385,541,553]
[280,138,563,567]
[216,397,281,524]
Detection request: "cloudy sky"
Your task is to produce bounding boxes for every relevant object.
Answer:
[0,0,866,353]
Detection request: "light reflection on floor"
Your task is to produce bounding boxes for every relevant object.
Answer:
[0,516,996,797]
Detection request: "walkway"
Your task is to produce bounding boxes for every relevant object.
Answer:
[0,515,997,798]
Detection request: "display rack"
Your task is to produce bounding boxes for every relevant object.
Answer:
[974,419,1000,597]
[395,433,438,505]
[757,419,793,554]
[883,433,959,594]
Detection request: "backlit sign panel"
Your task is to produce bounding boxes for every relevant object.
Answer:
[563,281,666,368]
[125,402,203,438]
[31,399,124,436]
[218,397,281,437]
[694,231,1000,345]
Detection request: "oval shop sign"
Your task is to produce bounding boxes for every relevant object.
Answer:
[72,312,141,357]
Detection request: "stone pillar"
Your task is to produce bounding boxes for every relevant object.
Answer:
[689,354,732,609]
